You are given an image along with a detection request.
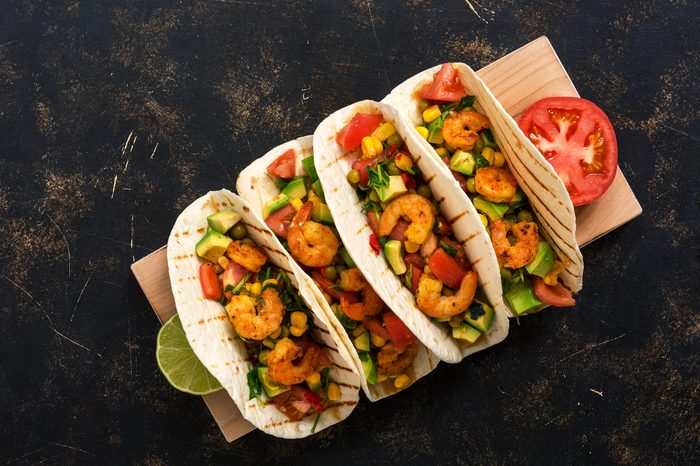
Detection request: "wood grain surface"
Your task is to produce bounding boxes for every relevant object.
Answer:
[131,36,641,442]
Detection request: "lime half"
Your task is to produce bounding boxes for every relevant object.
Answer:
[156,314,223,395]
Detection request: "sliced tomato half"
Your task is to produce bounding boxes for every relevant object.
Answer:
[383,312,417,352]
[532,277,576,307]
[199,263,222,301]
[266,148,296,179]
[417,63,467,102]
[427,248,467,290]
[518,97,618,206]
[336,113,383,150]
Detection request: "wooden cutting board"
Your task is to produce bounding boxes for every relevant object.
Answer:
[130,36,642,442]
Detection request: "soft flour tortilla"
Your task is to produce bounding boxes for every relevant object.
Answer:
[313,101,509,363]
[167,189,361,438]
[236,136,440,401]
[383,63,584,299]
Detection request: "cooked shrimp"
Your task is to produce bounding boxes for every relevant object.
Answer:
[415,271,478,319]
[490,220,539,269]
[338,268,366,292]
[267,338,321,386]
[442,110,491,151]
[226,240,267,272]
[377,342,418,377]
[339,285,383,321]
[475,166,518,203]
[287,201,339,268]
[225,288,284,340]
[378,194,435,245]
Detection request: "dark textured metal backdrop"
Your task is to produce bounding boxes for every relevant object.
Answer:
[1,0,698,464]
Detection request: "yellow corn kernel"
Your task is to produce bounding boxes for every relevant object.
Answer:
[268,327,282,340]
[361,136,384,158]
[394,373,411,389]
[423,265,431,274]
[290,311,308,329]
[244,283,253,292]
[376,374,388,383]
[395,153,414,172]
[352,325,367,337]
[434,147,449,156]
[327,382,341,401]
[305,371,321,386]
[372,122,396,142]
[263,338,275,349]
[494,151,505,167]
[415,125,429,140]
[217,255,230,270]
[422,104,442,123]
[479,213,489,228]
[290,325,307,337]
[262,278,278,288]
[370,332,386,348]
[258,349,270,365]
[404,240,420,253]
[482,147,495,165]
[290,198,304,211]
[250,282,262,296]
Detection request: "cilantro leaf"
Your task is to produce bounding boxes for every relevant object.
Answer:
[439,240,457,257]
[367,162,390,190]
[246,364,263,401]
[468,303,486,320]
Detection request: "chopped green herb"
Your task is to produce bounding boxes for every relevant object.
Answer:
[474,154,490,170]
[275,178,290,191]
[468,303,486,321]
[439,240,457,257]
[311,412,321,434]
[246,364,263,401]
[231,273,251,295]
[367,162,390,190]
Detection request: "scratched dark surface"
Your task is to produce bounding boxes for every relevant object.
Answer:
[1,0,698,464]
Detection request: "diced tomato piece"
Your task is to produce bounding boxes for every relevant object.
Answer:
[410,265,422,293]
[369,234,380,255]
[383,312,417,351]
[222,261,248,299]
[435,215,453,236]
[417,63,467,102]
[439,236,466,264]
[367,209,380,236]
[304,389,325,413]
[266,149,296,179]
[311,271,357,302]
[199,263,222,301]
[336,113,384,150]
[352,158,375,187]
[428,248,467,289]
[401,172,416,190]
[532,277,576,307]
[362,316,391,340]
[264,204,296,238]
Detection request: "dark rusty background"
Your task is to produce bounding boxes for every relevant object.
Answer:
[1,0,698,464]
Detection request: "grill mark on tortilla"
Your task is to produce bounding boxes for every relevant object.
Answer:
[182,231,189,236]
[260,244,287,258]
[472,258,482,266]
[355,223,369,235]
[448,211,466,223]
[335,382,360,390]
[196,228,205,234]
[436,196,445,205]
[424,173,435,184]
[243,206,250,213]
[326,400,358,409]
[460,232,479,244]
[244,222,273,236]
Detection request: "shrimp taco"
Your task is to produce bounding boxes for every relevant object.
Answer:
[237,136,440,401]
[383,63,583,314]
[167,189,361,438]
[313,101,510,363]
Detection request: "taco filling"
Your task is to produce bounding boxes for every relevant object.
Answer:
[335,113,496,344]
[195,212,338,425]
[413,63,576,314]
[262,148,419,391]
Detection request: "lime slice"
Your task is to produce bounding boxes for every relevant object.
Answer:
[156,314,223,395]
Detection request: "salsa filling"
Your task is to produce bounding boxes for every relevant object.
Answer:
[262,148,419,391]
[195,211,338,428]
[413,63,576,313]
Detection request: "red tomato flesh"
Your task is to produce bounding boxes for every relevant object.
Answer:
[532,277,576,307]
[418,63,467,102]
[362,316,391,340]
[311,271,357,302]
[199,263,222,301]
[518,97,618,206]
[367,209,380,236]
[383,311,417,352]
[352,159,375,187]
[264,203,296,238]
[336,113,383,150]
[428,248,467,290]
[266,148,296,179]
